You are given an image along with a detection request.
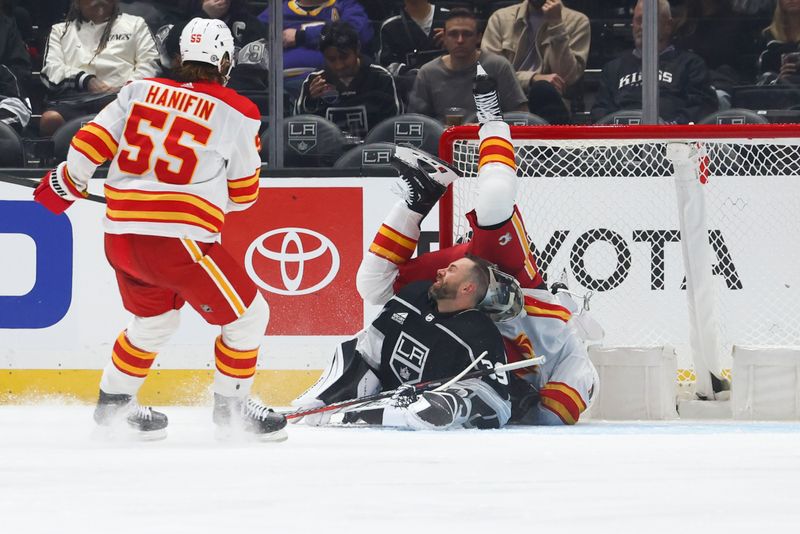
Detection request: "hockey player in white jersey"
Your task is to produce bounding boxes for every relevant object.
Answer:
[33,18,286,440]
[355,64,599,425]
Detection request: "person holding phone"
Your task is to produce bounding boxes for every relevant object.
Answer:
[756,0,800,83]
[377,0,449,70]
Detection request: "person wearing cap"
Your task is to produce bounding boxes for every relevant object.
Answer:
[295,20,401,138]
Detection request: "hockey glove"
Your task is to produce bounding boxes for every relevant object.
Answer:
[390,383,418,408]
[33,163,86,214]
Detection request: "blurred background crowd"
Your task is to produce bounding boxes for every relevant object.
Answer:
[0,0,798,168]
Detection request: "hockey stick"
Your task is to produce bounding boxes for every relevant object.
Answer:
[0,173,107,204]
[283,356,545,421]
[432,351,487,392]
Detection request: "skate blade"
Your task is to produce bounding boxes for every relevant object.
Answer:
[92,424,167,442]
[214,425,288,443]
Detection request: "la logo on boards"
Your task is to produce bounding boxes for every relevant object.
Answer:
[0,201,73,328]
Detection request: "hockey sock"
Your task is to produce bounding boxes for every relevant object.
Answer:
[475,121,517,226]
[99,310,180,396]
[358,201,422,304]
[99,332,158,396]
[213,336,257,398]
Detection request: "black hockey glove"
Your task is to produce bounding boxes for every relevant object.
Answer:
[390,384,418,408]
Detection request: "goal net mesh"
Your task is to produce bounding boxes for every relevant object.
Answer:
[443,127,800,382]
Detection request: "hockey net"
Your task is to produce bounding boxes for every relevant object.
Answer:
[439,124,800,385]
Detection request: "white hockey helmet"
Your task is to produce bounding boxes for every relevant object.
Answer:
[478,266,524,322]
[179,18,235,79]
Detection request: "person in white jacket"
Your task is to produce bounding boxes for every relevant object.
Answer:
[40,0,159,136]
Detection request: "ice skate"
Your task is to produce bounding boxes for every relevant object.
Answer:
[213,394,288,442]
[93,390,168,440]
[473,63,503,124]
[391,145,460,215]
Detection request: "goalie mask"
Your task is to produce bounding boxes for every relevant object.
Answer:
[179,18,235,81]
[479,267,524,322]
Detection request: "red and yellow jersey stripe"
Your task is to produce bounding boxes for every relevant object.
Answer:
[523,295,571,323]
[540,381,587,425]
[368,223,417,265]
[71,122,119,165]
[111,332,156,378]
[214,336,258,379]
[478,136,516,171]
[227,169,260,204]
[104,185,225,234]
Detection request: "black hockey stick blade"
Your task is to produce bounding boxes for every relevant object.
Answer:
[283,356,545,420]
[0,173,106,204]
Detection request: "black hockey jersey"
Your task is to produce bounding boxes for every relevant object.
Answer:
[366,281,509,399]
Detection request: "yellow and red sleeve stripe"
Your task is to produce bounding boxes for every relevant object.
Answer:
[71,122,118,165]
[478,136,516,171]
[111,332,156,378]
[540,382,587,425]
[228,169,260,204]
[214,336,258,379]
[61,166,88,198]
[104,185,225,234]
[523,295,571,322]
[368,224,417,264]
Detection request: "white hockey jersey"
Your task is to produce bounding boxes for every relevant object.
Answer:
[498,288,598,425]
[42,13,159,92]
[62,77,262,242]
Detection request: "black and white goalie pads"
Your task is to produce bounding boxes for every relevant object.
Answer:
[292,338,381,425]
[375,378,511,430]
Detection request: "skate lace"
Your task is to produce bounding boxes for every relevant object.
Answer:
[244,398,272,421]
[130,404,153,421]
[474,91,502,118]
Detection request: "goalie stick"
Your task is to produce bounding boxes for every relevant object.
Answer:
[0,173,106,204]
[283,356,545,421]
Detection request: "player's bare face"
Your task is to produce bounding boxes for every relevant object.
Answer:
[443,18,479,61]
[323,47,360,80]
[79,0,115,23]
[429,259,471,302]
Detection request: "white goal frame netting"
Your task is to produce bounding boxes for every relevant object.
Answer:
[439,124,800,391]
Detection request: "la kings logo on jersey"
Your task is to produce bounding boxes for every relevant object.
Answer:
[390,332,429,383]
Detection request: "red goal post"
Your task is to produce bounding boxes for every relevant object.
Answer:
[438,123,800,393]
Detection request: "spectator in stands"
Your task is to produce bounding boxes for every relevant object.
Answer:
[39,0,159,136]
[408,8,527,123]
[591,0,718,124]
[195,0,266,49]
[193,0,269,93]
[295,21,400,139]
[378,0,448,70]
[757,0,800,84]
[119,0,172,31]
[0,12,31,132]
[673,0,762,103]
[482,0,590,124]
[258,0,373,72]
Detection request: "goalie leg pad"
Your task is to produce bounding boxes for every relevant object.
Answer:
[381,389,471,430]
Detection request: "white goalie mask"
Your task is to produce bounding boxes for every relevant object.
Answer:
[179,18,235,81]
[479,266,524,322]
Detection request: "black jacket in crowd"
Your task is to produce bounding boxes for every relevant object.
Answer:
[0,14,30,100]
[377,5,449,69]
[295,55,401,138]
[591,45,719,124]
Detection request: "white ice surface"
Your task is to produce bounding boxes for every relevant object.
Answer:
[2,405,800,534]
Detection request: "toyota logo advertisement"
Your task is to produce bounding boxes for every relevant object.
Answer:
[223,187,364,335]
